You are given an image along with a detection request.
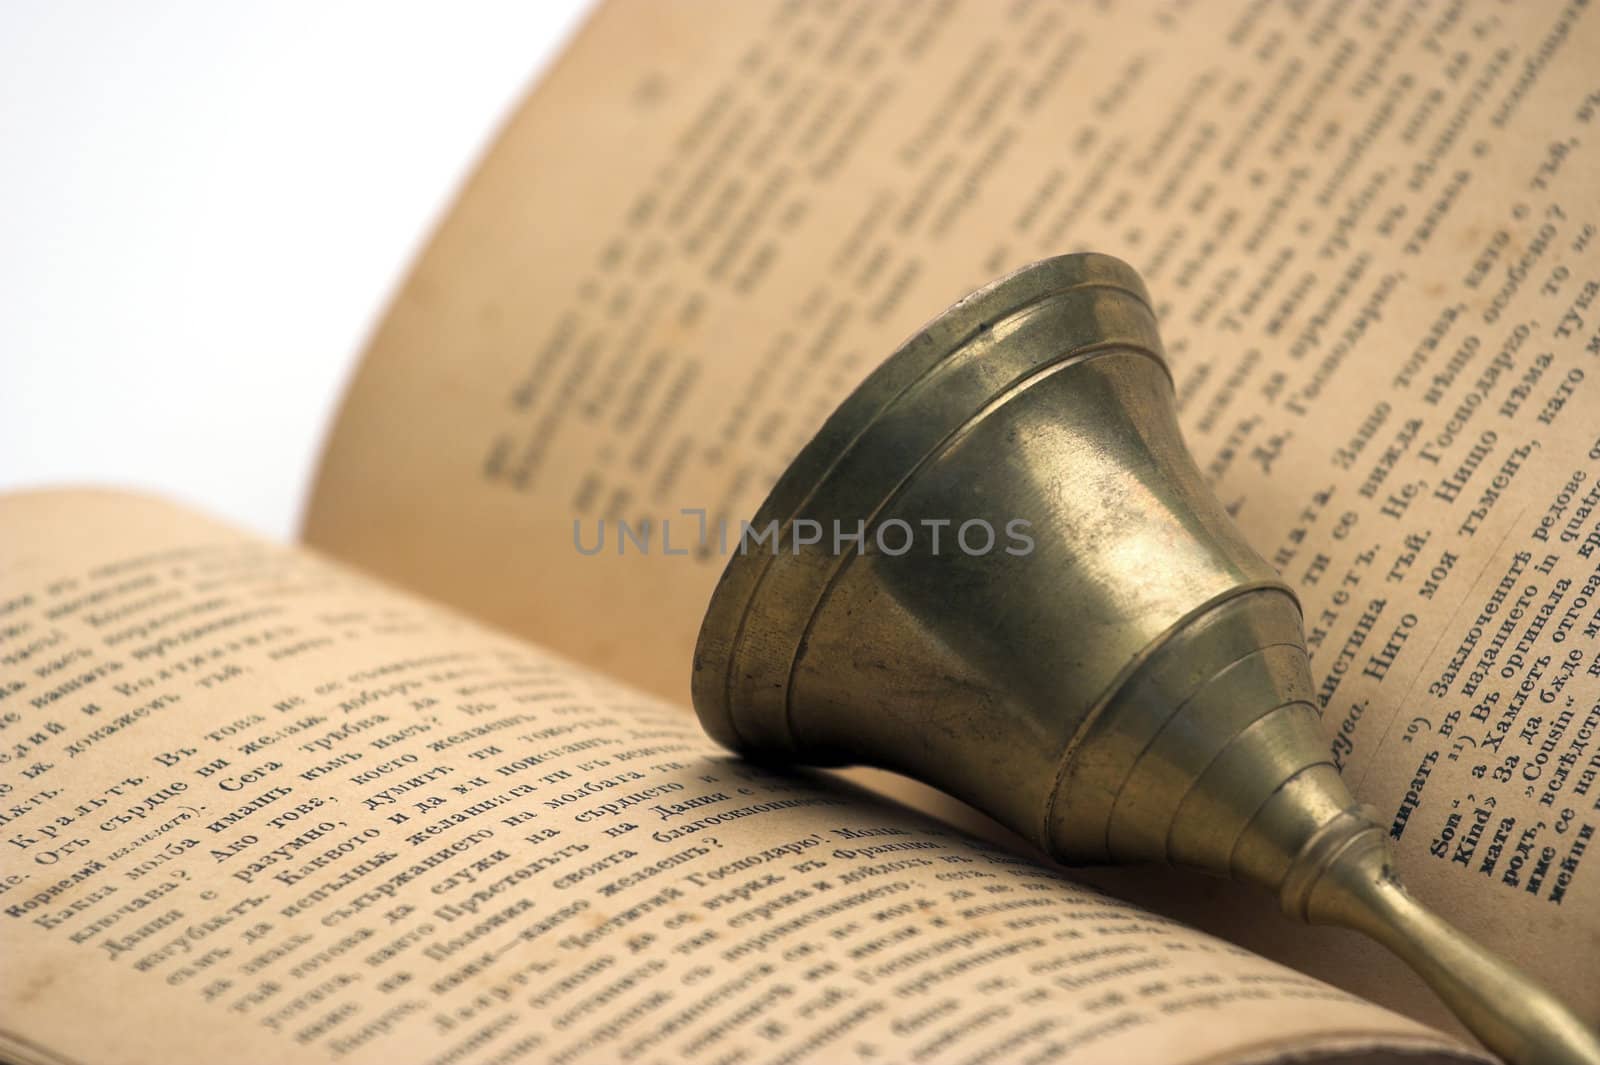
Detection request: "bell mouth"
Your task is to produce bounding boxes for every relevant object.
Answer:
[691,252,1168,757]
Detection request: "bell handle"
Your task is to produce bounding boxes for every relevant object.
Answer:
[1308,832,1600,1065]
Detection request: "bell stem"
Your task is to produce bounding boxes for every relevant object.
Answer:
[1302,829,1600,1065]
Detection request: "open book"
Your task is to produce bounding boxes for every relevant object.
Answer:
[4,1,1596,1062]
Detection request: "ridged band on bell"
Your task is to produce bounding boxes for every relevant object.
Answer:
[692,254,1600,1065]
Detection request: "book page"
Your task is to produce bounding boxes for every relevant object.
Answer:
[304,0,1600,1033]
[0,490,1472,1065]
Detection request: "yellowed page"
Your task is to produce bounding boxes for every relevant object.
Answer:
[305,0,1600,1034]
[0,490,1474,1065]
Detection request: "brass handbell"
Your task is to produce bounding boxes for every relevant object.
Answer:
[692,254,1600,1065]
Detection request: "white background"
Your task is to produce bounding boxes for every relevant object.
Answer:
[1,1,593,540]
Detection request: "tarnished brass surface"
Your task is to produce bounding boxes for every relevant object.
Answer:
[692,254,1600,1065]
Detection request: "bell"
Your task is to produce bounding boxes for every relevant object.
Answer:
[692,254,1600,1065]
